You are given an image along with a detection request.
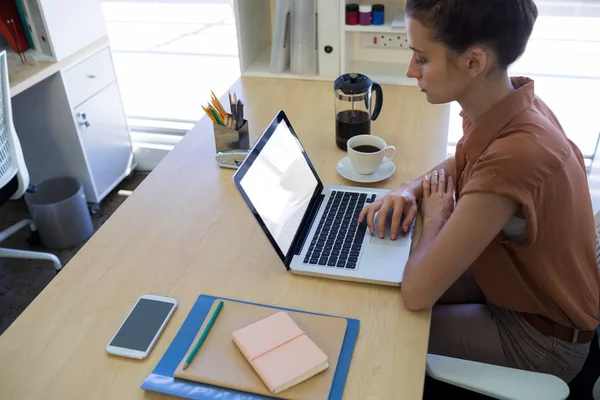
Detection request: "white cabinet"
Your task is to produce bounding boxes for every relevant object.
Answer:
[22,0,107,61]
[75,83,132,198]
[62,48,116,106]
[11,46,133,204]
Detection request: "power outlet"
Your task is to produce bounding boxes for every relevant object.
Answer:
[363,32,409,49]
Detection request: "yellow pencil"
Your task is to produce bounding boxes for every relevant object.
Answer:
[212,100,226,120]
[209,104,224,121]
[210,91,228,117]
[202,106,217,123]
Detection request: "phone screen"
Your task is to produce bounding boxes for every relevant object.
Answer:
[109,298,175,351]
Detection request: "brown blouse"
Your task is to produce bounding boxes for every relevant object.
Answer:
[456,77,600,331]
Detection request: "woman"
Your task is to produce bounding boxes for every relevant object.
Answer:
[359,0,600,382]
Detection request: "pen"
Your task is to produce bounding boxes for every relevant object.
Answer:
[183,300,224,370]
[236,100,242,130]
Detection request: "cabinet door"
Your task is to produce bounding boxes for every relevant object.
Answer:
[75,83,132,200]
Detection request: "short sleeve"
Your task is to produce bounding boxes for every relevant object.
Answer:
[460,134,552,247]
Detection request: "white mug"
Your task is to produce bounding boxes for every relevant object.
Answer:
[347,135,396,175]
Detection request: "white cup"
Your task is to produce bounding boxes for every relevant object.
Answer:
[347,135,396,175]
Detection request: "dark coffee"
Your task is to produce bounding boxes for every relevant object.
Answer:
[352,145,381,153]
[336,110,370,150]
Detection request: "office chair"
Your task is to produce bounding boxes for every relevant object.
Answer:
[425,211,600,399]
[0,51,61,271]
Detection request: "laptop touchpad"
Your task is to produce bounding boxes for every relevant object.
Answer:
[369,213,410,246]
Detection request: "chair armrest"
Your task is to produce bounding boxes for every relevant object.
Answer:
[426,354,569,400]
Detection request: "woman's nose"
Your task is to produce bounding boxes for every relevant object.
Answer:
[406,61,420,79]
[406,55,421,79]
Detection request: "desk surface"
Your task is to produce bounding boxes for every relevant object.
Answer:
[0,77,450,399]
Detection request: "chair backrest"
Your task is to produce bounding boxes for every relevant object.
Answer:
[0,50,29,199]
[594,211,600,364]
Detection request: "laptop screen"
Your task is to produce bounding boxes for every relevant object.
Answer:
[238,118,318,255]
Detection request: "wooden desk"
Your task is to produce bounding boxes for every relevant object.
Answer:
[0,77,450,399]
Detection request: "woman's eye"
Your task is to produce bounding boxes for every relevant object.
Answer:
[416,58,427,65]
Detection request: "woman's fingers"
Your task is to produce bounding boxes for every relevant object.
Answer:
[389,198,405,240]
[403,203,418,232]
[430,170,439,193]
[422,174,431,198]
[358,203,370,223]
[377,199,392,238]
[438,169,446,194]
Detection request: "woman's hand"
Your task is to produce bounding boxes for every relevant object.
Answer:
[422,169,455,226]
[358,183,419,240]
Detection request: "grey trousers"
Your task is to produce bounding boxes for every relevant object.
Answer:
[428,271,590,383]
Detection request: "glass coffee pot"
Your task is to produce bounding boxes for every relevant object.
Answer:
[334,73,383,150]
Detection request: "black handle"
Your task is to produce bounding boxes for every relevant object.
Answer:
[370,82,383,121]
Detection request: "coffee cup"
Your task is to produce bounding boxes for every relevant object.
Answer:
[347,135,396,175]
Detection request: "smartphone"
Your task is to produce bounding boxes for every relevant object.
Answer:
[106,294,178,359]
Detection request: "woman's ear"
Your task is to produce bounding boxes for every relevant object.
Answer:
[462,46,488,78]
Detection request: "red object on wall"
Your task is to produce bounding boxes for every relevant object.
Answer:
[0,0,30,54]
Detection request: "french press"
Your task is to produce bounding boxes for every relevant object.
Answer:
[334,73,383,150]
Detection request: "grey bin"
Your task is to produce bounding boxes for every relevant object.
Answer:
[24,177,94,249]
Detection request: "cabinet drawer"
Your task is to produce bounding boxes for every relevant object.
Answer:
[63,48,115,107]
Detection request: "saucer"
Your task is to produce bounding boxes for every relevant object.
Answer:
[336,156,396,183]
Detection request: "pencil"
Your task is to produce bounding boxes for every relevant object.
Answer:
[202,106,217,123]
[210,108,223,125]
[183,300,224,370]
[211,91,228,117]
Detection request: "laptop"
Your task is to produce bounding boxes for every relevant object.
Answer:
[232,111,413,286]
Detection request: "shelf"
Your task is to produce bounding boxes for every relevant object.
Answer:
[345,7,405,33]
[242,46,331,81]
[242,49,417,86]
[349,61,416,86]
[345,24,406,33]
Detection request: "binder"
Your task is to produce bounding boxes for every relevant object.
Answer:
[270,0,291,74]
[20,0,53,58]
[290,0,318,76]
[0,1,30,54]
[317,0,340,78]
[141,294,360,400]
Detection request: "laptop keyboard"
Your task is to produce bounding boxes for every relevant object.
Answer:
[303,190,376,269]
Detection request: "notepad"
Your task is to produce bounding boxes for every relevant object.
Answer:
[173,299,347,400]
[233,311,328,394]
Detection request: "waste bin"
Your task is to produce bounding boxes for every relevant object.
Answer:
[24,177,94,249]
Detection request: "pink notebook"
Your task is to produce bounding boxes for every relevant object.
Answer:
[232,311,329,394]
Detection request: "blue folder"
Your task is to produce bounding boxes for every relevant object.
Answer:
[141,294,360,400]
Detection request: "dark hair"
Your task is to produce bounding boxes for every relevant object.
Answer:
[405,0,538,69]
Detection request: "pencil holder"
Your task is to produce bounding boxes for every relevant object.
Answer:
[213,120,250,153]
